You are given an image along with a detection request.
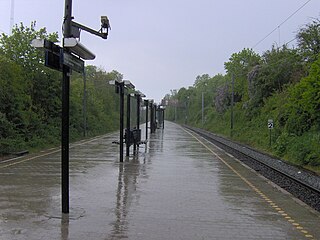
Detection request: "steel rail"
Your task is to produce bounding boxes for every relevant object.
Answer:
[184,125,320,211]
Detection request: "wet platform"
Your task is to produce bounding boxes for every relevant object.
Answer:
[0,121,319,240]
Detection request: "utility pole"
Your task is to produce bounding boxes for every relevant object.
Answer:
[10,0,14,33]
[230,74,235,137]
[201,92,204,126]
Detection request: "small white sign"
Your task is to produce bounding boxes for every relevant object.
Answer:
[268,119,274,129]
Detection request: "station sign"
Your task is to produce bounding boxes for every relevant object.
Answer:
[32,39,84,73]
[63,52,84,73]
[45,50,62,72]
[268,119,274,129]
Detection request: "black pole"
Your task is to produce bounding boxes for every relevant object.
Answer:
[150,103,153,133]
[154,105,156,132]
[126,94,131,157]
[119,83,124,162]
[145,100,148,140]
[61,0,72,214]
[61,65,70,214]
[137,97,140,130]
[134,96,140,154]
[269,129,272,148]
[162,110,164,129]
[151,104,155,133]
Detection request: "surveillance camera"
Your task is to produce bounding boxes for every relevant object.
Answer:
[101,16,111,29]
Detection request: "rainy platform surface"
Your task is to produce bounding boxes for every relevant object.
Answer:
[0,121,320,240]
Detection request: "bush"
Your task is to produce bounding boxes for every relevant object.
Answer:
[273,132,289,157]
[0,137,27,154]
[286,132,320,166]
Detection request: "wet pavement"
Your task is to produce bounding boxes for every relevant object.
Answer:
[0,121,319,240]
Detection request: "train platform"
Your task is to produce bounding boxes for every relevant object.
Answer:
[0,121,319,240]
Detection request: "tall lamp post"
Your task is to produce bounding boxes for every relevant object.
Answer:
[144,100,149,141]
[126,93,131,157]
[109,80,135,161]
[32,0,110,214]
[133,91,145,153]
[62,0,110,213]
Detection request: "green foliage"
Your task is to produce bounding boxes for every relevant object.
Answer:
[247,46,304,113]
[296,19,320,63]
[285,132,320,166]
[0,22,58,70]
[0,23,120,155]
[285,55,320,135]
[224,48,261,102]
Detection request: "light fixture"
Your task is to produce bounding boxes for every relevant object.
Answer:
[135,90,146,98]
[64,38,95,60]
[31,39,46,49]
[123,80,135,90]
[31,39,61,53]
[108,79,121,85]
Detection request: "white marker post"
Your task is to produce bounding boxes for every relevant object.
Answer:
[268,119,274,147]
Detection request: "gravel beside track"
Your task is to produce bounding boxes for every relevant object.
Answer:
[184,125,320,212]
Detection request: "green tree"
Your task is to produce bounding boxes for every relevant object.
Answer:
[286,54,320,135]
[247,45,304,110]
[296,19,320,63]
[0,22,61,133]
[224,48,261,102]
[0,57,26,138]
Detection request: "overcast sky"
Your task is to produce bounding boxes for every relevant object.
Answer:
[0,0,319,102]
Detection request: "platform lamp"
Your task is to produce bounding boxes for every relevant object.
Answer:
[32,0,111,214]
[132,90,146,153]
[144,99,150,141]
[159,105,165,129]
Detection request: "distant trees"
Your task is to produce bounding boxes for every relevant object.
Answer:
[296,19,320,63]
[224,48,261,103]
[0,23,60,152]
[247,46,305,113]
[164,19,320,167]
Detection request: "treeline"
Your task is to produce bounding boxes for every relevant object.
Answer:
[0,23,121,155]
[164,19,320,168]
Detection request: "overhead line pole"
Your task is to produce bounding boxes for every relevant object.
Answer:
[201,92,204,126]
[230,74,235,137]
[10,0,14,33]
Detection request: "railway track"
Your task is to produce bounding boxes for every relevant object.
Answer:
[184,125,320,212]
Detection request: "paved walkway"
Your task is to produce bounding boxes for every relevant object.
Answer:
[0,121,319,239]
